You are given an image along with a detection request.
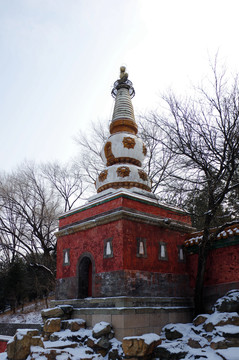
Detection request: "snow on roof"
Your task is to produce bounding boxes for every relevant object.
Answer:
[185,224,239,247]
[0,335,12,341]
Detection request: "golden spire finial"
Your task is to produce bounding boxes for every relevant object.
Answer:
[120,66,128,81]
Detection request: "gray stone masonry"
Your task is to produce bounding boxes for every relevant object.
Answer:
[51,296,193,340]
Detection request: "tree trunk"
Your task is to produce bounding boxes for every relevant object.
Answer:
[194,215,212,316]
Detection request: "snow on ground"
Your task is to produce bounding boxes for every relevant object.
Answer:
[0,301,45,324]
[216,348,239,360]
[0,352,7,360]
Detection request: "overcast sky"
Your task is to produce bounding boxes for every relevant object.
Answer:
[1,0,239,172]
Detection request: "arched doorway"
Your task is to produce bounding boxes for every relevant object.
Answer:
[78,256,93,298]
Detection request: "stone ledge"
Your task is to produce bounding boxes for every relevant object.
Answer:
[71,306,193,316]
[51,296,193,309]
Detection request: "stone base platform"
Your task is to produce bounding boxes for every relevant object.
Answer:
[51,296,193,340]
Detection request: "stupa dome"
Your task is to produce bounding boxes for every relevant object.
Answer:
[95,67,151,194]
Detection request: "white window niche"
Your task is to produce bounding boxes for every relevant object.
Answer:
[158,242,168,261]
[178,245,185,262]
[137,238,147,258]
[103,237,113,258]
[63,248,70,266]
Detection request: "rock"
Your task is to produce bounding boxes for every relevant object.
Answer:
[210,336,229,350]
[45,340,78,349]
[97,336,111,349]
[201,333,213,342]
[7,329,40,360]
[59,304,74,315]
[30,336,44,347]
[41,306,64,320]
[87,337,97,349]
[187,333,209,349]
[213,289,239,313]
[154,344,187,360]
[164,324,184,340]
[30,348,71,360]
[61,318,86,331]
[186,348,212,359]
[191,327,202,335]
[108,343,123,360]
[88,335,111,352]
[193,314,209,326]
[92,321,112,338]
[122,333,161,357]
[49,328,91,344]
[211,325,239,349]
[187,338,202,348]
[41,305,73,322]
[43,317,61,335]
[108,348,121,360]
[203,312,239,332]
[89,334,113,356]
[49,333,61,342]
[214,324,239,338]
[30,343,102,360]
[87,337,109,357]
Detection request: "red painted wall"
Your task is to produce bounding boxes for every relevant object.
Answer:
[57,192,239,299]
[59,197,123,228]
[122,220,187,274]
[187,244,239,288]
[56,193,192,300]
[122,198,191,225]
[57,220,124,279]
[57,217,187,280]
[0,341,7,353]
[59,195,191,229]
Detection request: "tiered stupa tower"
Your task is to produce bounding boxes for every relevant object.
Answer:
[55,67,194,339]
[95,66,151,195]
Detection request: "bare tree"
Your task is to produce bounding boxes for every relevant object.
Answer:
[42,161,87,212]
[0,163,60,261]
[0,201,27,263]
[150,62,239,315]
[0,159,91,305]
[138,116,182,199]
[75,120,108,191]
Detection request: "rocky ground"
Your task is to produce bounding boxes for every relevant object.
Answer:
[0,290,239,359]
[155,289,239,360]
